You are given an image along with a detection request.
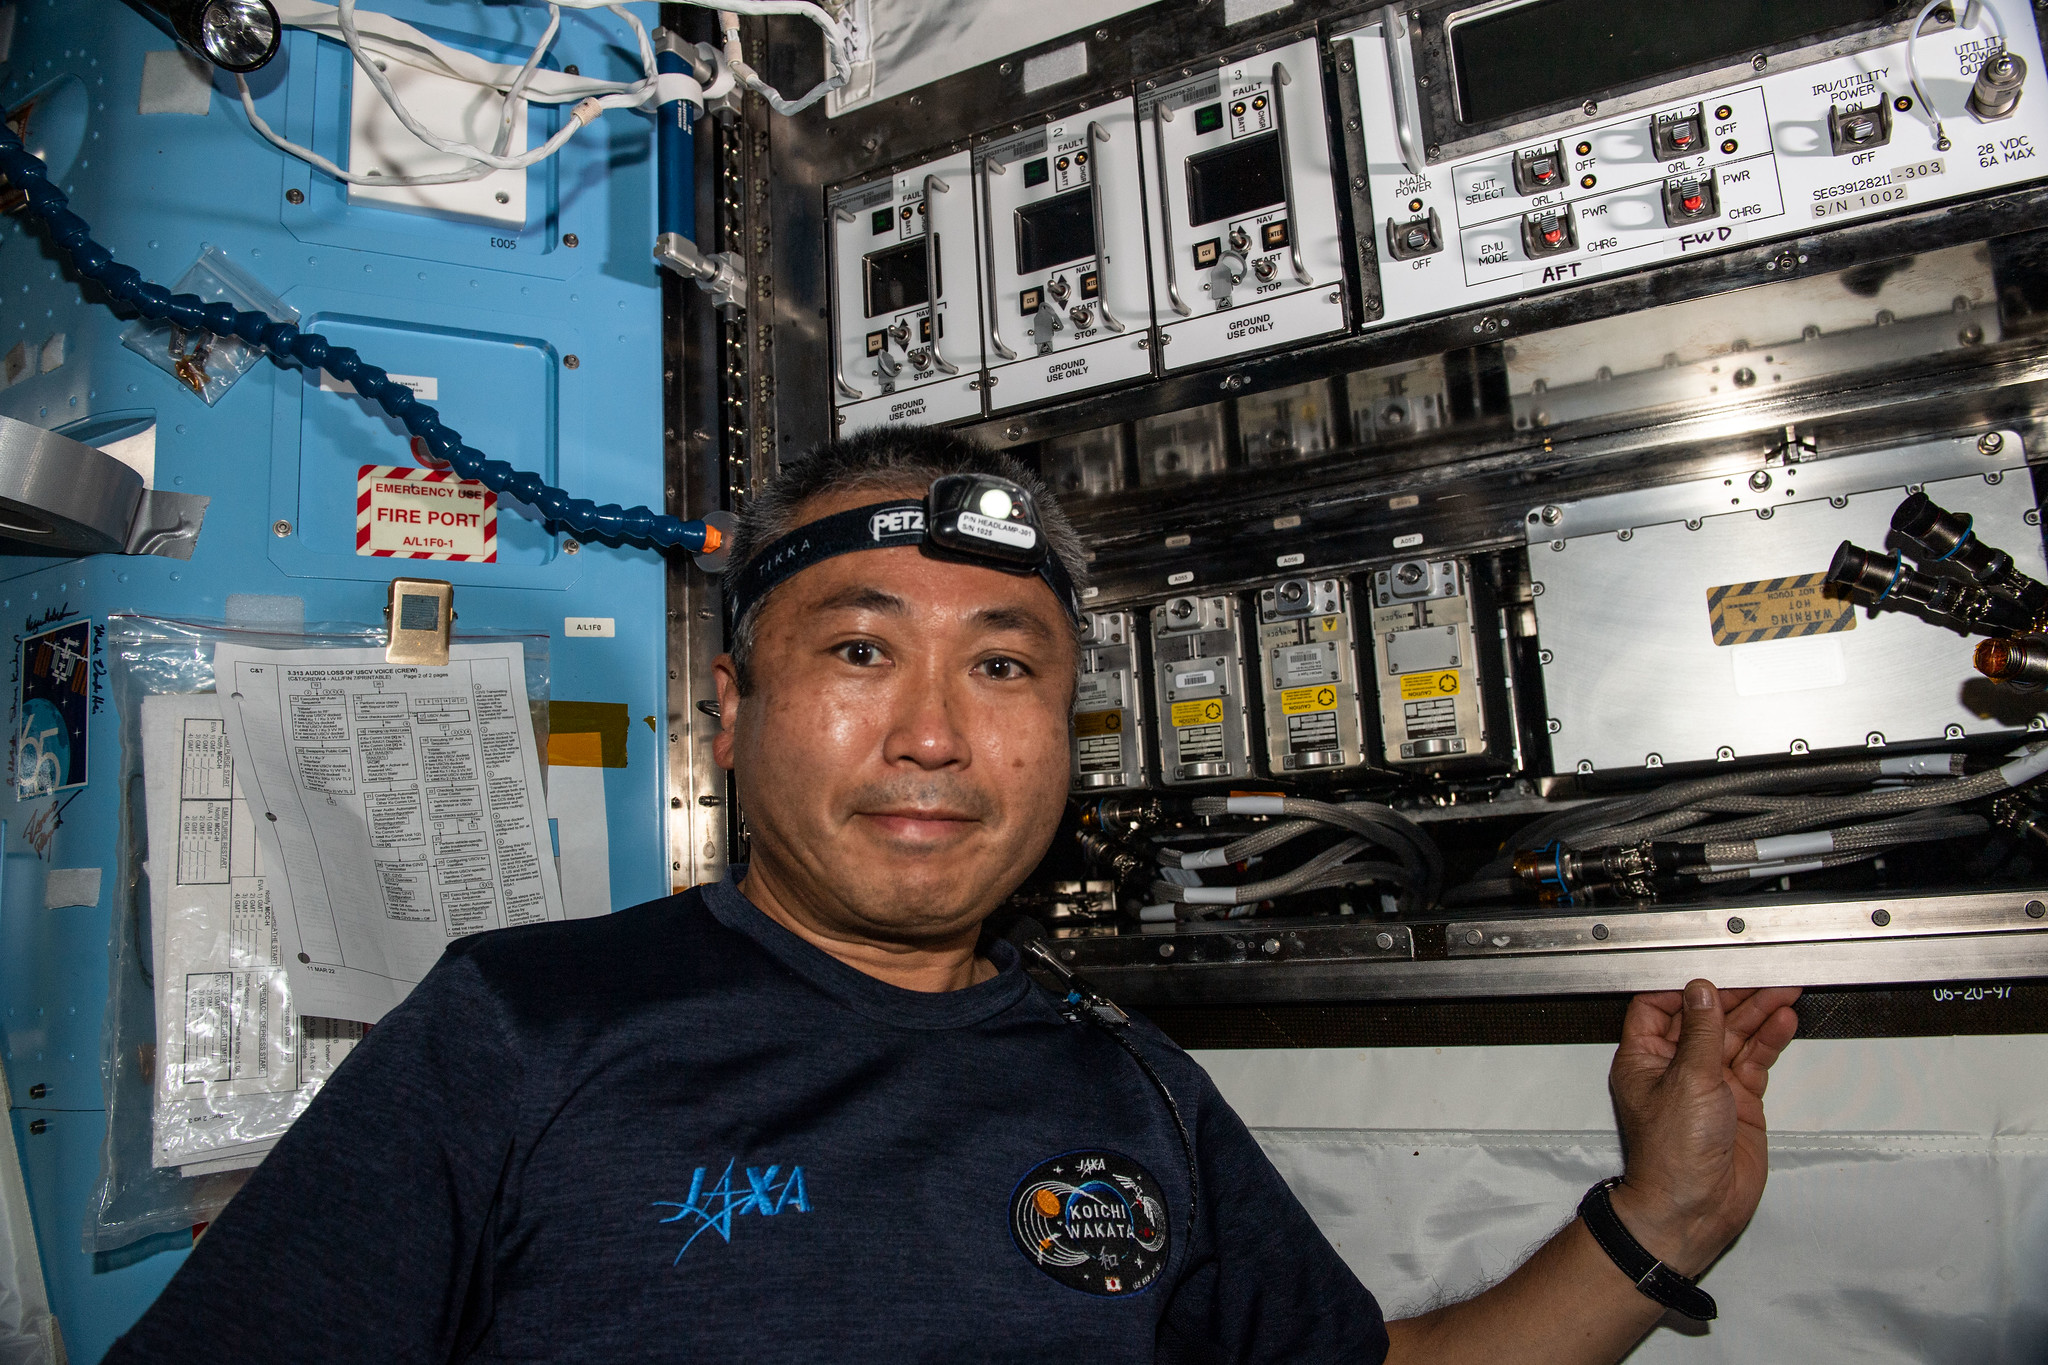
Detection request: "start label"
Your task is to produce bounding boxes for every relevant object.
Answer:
[357,465,497,562]
[1707,573,1855,647]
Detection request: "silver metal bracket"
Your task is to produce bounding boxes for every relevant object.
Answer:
[655,231,748,311]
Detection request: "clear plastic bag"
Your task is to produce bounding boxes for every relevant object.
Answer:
[88,615,550,1252]
[119,246,299,406]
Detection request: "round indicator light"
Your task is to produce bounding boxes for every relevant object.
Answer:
[1076,151,1088,165]
[1252,94,1268,110]
[1721,138,1738,154]
[978,487,1016,519]
[1714,104,1734,121]
[1232,101,1246,116]
[1575,140,1592,156]
[1894,94,1914,112]
[900,206,913,219]
[1057,157,1070,170]
[1580,173,1596,189]
[1408,197,1424,212]
[1682,193,1704,212]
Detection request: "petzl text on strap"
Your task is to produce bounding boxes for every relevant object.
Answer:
[722,499,1081,628]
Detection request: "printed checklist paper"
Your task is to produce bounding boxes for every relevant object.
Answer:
[141,693,365,1171]
[212,642,565,1024]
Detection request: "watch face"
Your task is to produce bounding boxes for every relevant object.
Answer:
[1009,1149,1170,1296]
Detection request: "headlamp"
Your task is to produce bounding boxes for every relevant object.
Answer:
[724,474,1081,630]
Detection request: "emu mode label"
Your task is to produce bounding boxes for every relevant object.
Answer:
[1707,573,1856,647]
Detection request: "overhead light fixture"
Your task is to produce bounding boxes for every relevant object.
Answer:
[135,0,281,74]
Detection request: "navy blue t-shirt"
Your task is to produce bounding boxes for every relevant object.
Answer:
[107,878,1388,1363]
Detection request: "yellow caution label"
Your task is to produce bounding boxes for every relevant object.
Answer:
[1072,709,1124,738]
[1399,669,1461,700]
[1280,684,1339,715]
[1318,615,1343,636]
[1707,572,1857,647]
[1171,698,1225,729]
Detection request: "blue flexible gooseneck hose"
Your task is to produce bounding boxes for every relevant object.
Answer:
[0,121,714,554]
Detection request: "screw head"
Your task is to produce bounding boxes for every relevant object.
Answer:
[1748,469,1772,491]
[1871,908,1892,927]
[563,539,580,554]
[285,188,305,205]
[563,233,580,248]
[1159,942,1176,957]
[1752,53,1768,70]
[1464,929,1484,946]
[1727,916,1747,934]
[1591,924,1609,941]
[1541,504,1563,524]
[2027,899,2046,919]
[27,1084,45,1099]
[1979,430,2006,455]
[564,355,580,369]
[1262,937,1281,955]
[27,1120,44,1136]
[272,519,292,537]
[670,797,683,808]
[1374,931,1395,950]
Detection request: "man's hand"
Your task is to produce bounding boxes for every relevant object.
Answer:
[1385,979,1801,1365]
[1606,980,1802,1278]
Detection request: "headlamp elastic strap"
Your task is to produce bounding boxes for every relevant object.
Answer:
[722,491,1081,629]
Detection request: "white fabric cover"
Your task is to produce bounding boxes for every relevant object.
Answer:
[1195,1036,2048,1360]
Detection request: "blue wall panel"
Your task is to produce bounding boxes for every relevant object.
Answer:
[0,1,671,1354]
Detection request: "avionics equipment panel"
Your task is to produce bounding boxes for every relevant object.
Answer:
[1342,0,2048,329]
[1138,36,1349,369]
[828,151,983,434]
[977,108,1154,410]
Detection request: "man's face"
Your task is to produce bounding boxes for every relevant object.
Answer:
[712,486,1078,947]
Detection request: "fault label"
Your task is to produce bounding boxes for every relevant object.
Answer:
[1707,573,1855,646]
[357,465,497,562]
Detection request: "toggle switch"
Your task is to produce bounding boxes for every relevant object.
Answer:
[1512,141,1565,195]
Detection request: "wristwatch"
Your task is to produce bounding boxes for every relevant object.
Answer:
[1577,1176,1718,1321]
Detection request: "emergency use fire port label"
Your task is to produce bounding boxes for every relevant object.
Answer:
[357,465,497,562]
[1707,573,1855,646]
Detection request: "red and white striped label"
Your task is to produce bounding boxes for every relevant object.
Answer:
[356,465,497,562]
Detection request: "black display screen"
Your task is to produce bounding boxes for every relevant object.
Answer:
[1015,189,1097,274]
[1185,132,1285,227]
[863,239,929,318]
[1451,0,1896,126]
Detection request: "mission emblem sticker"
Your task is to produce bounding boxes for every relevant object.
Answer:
[1010,1149,1169,1295]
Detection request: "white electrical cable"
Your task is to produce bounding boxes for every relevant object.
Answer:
[239,0,850,190]
[1904,0,2008,150]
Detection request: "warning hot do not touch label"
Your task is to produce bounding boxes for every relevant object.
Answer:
[357,465,497,562]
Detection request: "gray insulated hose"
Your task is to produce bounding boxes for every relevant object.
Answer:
[1182,795,1442,911]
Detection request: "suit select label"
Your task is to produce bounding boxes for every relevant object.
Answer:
[357,465,497,561]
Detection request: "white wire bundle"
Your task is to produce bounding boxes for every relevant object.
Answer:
[235,0,852,188]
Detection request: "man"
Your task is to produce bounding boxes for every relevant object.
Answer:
[110,427,1800,1362]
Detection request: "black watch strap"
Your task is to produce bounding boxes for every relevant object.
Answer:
[1577,1177,1718,1322]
